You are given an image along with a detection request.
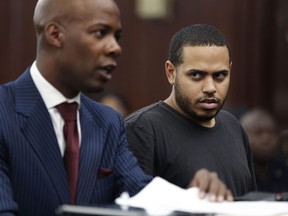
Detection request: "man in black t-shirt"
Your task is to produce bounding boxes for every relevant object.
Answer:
[125,24,257,198]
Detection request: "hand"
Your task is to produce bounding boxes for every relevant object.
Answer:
[187,169,234,202]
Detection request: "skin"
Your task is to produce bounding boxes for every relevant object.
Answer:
[241,109,280,179]
[189,169,233,202]
[165,45,232,128]
[164,45,233,201]
[34,0,122,98]
[33,0,232,202]
[244,114,279,161]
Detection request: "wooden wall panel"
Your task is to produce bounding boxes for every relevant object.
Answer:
[114,0,241,111]
[0,1,10,83]
[114,0,277,113]
[273,0,288,126]
[0,0,36,83]
[0,0,287,128]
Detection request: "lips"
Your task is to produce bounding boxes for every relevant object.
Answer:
[198,98,219,109]
[97,64,117,81]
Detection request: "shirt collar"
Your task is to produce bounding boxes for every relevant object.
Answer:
[30,61,81,109]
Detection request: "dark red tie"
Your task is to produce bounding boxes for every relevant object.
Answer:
[56,102,79,205]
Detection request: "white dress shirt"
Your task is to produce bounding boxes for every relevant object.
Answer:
[30,61,81,156]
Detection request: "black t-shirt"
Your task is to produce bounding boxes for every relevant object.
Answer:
[125,101,257,197]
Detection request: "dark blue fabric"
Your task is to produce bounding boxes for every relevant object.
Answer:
[255,154,288,193]
[0,68,152,216]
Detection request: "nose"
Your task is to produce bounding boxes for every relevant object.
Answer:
[203,77,216,94]
[105,37,122,58]
[260,130,277,142]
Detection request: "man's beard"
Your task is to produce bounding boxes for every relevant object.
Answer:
[174,78,224,123]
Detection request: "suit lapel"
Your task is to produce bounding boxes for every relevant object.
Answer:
[76,103,104,204]
[15,70,70,203]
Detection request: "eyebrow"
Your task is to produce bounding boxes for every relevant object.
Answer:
[188,69,229,74]
[90,22,122,30]
[214,69,229,74]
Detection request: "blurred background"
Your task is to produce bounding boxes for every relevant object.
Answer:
[1,0,288,129]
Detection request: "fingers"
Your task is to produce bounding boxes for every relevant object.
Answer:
[188,169,234,202]
[207,178,233,202]
[189,169,210,197]
[215,183,234,202]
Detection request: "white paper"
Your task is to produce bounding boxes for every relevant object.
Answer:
[115,177,288,216]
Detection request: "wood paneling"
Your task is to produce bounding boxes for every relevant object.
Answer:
[0,0,36,83]
[1,0,287,128]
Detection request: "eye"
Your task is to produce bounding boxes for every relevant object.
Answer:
[115,31,122,41]
[190,71,204,80]
[213,71,227,81]
[94,29,107,37]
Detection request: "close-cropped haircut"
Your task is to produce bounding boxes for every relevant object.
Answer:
[168,24,232,67]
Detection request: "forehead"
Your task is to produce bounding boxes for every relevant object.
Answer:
[242,114,276,131]
[176,46,231,74]
[250,117,275,130]
[181,45,230,65]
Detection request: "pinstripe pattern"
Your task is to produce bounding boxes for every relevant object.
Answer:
[0,69,152,216]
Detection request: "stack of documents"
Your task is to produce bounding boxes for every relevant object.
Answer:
[115,177,288,216]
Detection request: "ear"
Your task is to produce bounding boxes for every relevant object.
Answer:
[165,60,176,85]
[44,22,64,48]
[229,61,233,71]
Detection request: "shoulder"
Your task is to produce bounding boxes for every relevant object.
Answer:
[218,109,248,139]
[81,94,123,125]
[81,94,115,113]
[217,110,247,133]
[124,102,163,125]
[0,81,16,110]
[124,102,165,136]
[218,109,241,124]
[0,83,13,97]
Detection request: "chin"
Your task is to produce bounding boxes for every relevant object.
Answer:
[87,84,106,92]
[200,110,217,119]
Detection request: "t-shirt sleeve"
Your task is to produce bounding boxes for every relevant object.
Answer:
[125,122,155,176]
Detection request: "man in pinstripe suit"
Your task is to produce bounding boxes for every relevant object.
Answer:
[0,0,233,215]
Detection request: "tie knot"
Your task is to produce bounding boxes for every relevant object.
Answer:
[56,102,78,121]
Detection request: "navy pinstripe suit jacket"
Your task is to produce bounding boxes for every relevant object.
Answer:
[0,69,152,216]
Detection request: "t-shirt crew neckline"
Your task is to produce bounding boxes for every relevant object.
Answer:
[158,100,222,131]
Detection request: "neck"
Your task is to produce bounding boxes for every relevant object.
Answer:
[164,95,215,128]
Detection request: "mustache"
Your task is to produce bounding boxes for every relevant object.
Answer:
[198,96,220,103]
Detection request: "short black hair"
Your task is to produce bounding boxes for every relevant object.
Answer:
[168,24,232,67]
